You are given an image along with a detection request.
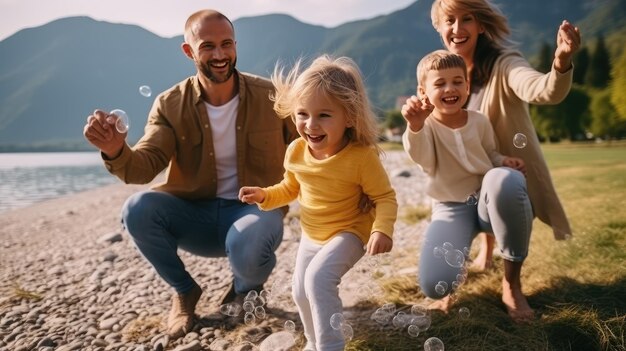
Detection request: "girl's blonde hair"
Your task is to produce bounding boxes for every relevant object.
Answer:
[431,0,512,86]
[271,55,381,152]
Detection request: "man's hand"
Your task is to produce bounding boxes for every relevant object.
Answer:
[83,109,126,159]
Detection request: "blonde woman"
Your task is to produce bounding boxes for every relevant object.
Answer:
[402,0,581,322]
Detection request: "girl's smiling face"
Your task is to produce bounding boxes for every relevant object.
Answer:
[294,91,351,160]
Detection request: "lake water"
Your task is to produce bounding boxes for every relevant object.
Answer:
[0,152,118,213]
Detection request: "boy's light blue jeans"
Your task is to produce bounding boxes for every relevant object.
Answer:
[419,167,533,298]
[121,190,284,295]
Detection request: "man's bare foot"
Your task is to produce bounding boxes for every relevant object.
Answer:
[427,296,453,314]
[502,279,534,323]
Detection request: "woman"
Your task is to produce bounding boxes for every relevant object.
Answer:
[411,0,581,322]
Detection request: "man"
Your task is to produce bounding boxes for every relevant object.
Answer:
[83,9,297,338]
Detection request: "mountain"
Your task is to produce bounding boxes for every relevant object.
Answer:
[0,0,624,150]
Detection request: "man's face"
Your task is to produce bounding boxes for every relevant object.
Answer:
[188,17,237,83]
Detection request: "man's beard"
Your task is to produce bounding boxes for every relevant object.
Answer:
[198,58,237,83]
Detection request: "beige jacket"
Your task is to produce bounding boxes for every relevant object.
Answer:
[478,50,572,239]
[104,71,298,201]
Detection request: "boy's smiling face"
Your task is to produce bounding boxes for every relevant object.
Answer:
[419,66,469,116]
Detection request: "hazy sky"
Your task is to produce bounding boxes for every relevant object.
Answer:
[0,0,417,41]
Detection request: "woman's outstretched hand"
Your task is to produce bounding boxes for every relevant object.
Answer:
[554,20,581,73]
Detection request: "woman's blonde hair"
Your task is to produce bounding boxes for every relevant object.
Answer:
[271,55,381,151]
[431,0,513,86]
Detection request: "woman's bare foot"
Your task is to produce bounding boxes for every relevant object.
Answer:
[427,296,453,314]
[471,251,493,271]
[502,278,534,323]
[471,233,494,271]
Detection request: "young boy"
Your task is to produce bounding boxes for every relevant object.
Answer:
[401,50,533,318]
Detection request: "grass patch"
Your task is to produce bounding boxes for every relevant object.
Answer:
[349,143,626,350]
[11,282,43,301]
[400,205,431,224]
[122,316,163,343]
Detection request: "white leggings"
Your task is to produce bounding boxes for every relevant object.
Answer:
[292,233,364,351]
[419,167,533,298]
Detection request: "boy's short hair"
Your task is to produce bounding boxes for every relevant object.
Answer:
[417,50,467,86]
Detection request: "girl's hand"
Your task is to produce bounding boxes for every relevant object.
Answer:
[401,95,434,132]
[238,186,266,204]
[502,157,526,176]
[366,231,393,255]
[554,20,581,73]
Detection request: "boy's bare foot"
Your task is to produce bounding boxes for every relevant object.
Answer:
[427,296,453,314]
[502,279,534,323]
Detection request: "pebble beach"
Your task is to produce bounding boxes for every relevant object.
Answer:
[0,150,430,351]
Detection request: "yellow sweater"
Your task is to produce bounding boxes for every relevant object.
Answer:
[259,138,397,244]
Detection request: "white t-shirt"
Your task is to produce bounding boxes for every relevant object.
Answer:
[205,96,239,199]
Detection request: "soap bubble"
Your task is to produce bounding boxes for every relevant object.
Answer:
[219,303,242,317]
[409,314,432,332]
[513,133,528,148]
[243,301,254,313]
[392,313,408,328]
[139,85,152,97]
[444,249,465,268]
[442,242,453,252]
[341,324,354,341]
[110,109,129,133]
[433,246,444,258]
[330,313,346,330]
[410,304,428,317]
[458,307,470,319]
[284,320,296,332]
[435,281,448,295]
[407,324,420,337]
[424,337,445,351]
[244,312,256,325]
[254,306,266,319]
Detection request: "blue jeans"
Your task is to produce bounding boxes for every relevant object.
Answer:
[419,167,533,298]
[122,191,284,294]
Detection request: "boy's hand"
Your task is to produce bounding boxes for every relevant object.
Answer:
[401,95,434,132]
[502,157,526,176]
[366,231,393,255]
[238,186,266,204]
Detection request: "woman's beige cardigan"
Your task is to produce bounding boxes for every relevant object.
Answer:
[479,50,572,240]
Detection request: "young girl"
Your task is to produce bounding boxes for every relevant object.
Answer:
[239,55,397,351]
[402,50,532,320]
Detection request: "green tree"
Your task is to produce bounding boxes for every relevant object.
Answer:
[572,47,589,85]
[535,42,553,73]
[590,89,626,139]
[585,35,611,88]
[530,86,590,141]
[609,48,626,120]
[383,110,406,130]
